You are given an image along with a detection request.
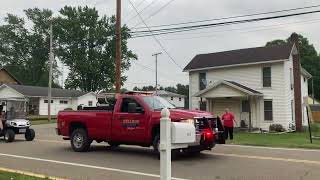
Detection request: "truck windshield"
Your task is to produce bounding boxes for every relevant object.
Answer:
[142,96,175,110]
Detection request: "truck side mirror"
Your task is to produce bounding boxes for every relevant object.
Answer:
[128,103,137,113]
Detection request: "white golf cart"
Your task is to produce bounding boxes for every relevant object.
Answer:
[0,98,35,143]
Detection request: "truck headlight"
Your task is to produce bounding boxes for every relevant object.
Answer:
[181,119,194,125]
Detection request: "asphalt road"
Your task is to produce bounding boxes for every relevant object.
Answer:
[1,124,320,180]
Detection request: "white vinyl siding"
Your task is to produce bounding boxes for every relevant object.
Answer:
[189,61,289,130]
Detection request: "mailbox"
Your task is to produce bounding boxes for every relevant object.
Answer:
[171,122,196,144]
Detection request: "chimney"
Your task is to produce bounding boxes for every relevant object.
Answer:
[290,33,303,132]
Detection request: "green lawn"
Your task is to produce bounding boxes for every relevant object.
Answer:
[228,131,320,149]
[0,171,49,180]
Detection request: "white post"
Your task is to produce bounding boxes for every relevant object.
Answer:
[160,108,171,180]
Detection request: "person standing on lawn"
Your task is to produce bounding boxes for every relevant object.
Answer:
[222,108,236,140]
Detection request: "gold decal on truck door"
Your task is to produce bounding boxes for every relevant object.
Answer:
[122,119,140,129]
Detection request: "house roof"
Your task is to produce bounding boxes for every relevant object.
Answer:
[0,67,22,85]
[194,80,263,97]
[184,44,294,71]
[155,90,186,98]
[1,84,88,98]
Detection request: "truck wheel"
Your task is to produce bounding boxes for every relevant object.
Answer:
[153,134,179,160]
[153,134,160,153]
[25,129,35,141]
[71,128,91,152]
[4,129,15,143]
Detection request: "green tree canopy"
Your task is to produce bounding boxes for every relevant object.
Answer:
[55,6,137,92]
[0,9,60,87]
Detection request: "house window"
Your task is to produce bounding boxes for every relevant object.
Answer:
[171,97,173,101]
[304,77,306,82]
[199,101,207,111]
[60,100,68,104]
[264,100,273,121]
[262,67,271,87]
[241,100,250,112]
[290,68,293,90]
[44,100,53,103]
[88,101,93,106]
[179,97,182,101]
[199,72,207,90]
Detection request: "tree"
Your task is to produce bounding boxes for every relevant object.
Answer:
[55,6,137,92]
[266,33,320,99]
[0,9,60,87]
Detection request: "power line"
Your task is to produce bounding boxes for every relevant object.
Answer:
[124,0,159,24]
[127,0,183,70]
[131,9,320,38]
[130,0,176,28]
[133,4,320,29]
[161,18,320,41]
[123,0,148,19]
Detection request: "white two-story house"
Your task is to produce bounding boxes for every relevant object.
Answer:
[184,41,312,131]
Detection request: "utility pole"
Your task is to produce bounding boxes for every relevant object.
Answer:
[152,52,162,95]
[48,20,53,122]
[115,0,122,93]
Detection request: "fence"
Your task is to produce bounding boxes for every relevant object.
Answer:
[310,105,320,123]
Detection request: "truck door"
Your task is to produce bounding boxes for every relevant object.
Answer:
[112,97,147,143]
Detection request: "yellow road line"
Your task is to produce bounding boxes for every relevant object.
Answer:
[0,167,68,180]
[209,152,320,165]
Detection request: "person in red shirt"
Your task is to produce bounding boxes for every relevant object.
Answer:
[221,108,236,140]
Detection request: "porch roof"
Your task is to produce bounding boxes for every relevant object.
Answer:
[194,80,263,98]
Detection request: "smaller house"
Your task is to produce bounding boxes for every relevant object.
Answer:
[0,68,22,85]
[0,84,97,115]
[155,90,186,108]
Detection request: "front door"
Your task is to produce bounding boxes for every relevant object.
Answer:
[112,97,147,143]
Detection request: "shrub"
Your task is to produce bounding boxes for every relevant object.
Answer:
[269,124,285,132]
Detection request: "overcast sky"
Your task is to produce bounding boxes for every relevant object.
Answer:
[1,0,320,90]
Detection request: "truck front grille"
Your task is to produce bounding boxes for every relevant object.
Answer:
[194,118,212,133]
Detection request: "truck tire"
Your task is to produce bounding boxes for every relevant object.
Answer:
[25,129,35,141]
[70,128,91,152]
[153,134,160,153]
[153,134,179,160]
[4,129,15,143]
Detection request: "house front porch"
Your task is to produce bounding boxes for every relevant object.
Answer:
[194,80,264,130]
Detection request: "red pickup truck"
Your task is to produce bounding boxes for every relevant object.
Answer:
[56,92,218,154]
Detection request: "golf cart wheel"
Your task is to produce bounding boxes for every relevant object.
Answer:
[70,128,91,152]
[25,129,35,141]
[4,129,15,143]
